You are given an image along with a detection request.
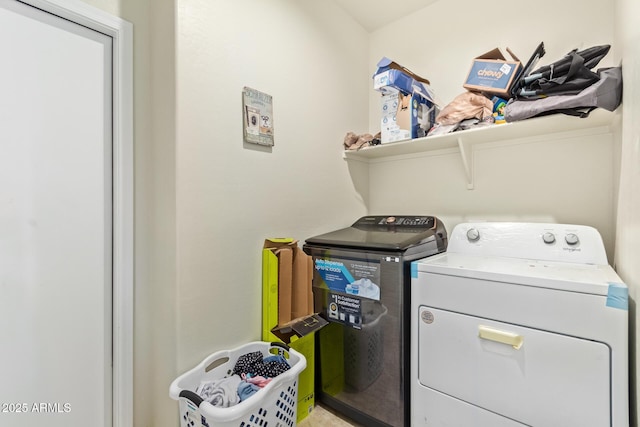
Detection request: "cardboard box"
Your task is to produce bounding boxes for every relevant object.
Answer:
[374,68,419,95]
[262,238,328,422]
[373,56,438,105]
[463,47,522,98]
[373,57,439,142]
[373,56,430,88]
[380,88,437,143]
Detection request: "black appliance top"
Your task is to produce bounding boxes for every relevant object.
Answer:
[304,215,447,252]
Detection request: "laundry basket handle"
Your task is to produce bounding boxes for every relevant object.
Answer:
[270,341,290,351]
[179,390,203,407]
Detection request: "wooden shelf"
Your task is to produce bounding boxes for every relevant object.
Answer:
[343,109,616,189]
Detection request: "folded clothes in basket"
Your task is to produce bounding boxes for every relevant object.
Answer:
[195,351,292,408]
[237,381,260,402]
[196,375,242,408]
[242,373,272,387]
[232,351,290,378]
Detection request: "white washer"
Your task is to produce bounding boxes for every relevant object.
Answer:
[411,222,628,427]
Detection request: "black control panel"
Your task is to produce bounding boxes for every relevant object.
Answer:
[354,216,436,229]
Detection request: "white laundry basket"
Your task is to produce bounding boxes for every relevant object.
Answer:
[170,341,306,427]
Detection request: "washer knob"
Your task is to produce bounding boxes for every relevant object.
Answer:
[466,228,480,242]
[565,233,579,246]
[386,216,396,224]
[542,232,556,244]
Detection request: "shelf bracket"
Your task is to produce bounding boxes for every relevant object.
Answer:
[457,137,474,190]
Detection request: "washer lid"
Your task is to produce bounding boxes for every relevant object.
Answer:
[305,215,446,252]
[415,252,624,296]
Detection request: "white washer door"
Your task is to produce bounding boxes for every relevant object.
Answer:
[418,306,610,426]
[0,1,113,426]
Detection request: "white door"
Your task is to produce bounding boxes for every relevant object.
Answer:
[0,1,113,426]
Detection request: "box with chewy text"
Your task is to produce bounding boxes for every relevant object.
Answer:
[463,47,522,98]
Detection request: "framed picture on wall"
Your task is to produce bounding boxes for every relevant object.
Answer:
[242,86,274,146]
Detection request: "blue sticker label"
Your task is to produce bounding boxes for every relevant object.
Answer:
[314,257,381,300]
[411,261,418,279]
[606,282,628,310]
[315,259,355,289]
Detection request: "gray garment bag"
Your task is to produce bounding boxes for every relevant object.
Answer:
[504,66,622,122]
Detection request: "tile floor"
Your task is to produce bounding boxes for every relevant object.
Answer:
[298,404,363,427]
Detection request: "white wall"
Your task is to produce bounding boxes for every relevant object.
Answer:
[175,0,369,370]
[128,0,179,425]
[615,0,640,423]
[80,1,179,426]
[79,0,118,16]
[365,0,618,260]
[366,128,617,254]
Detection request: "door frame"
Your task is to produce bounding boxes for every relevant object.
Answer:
[17,1,134,426]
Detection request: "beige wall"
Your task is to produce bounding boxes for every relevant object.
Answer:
[80,0,178,426]
[615,0,640,424]
[79,0,119,16]
[175,0,369,370]
[129,0,178,425]
[365,129,617,256]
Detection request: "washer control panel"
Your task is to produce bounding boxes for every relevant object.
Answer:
[466,228,480,242]
[542,232,556,244]
[451,222,608,265]
[565,233,580,246]
[354,215,436,229]
[540,232,581,246]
